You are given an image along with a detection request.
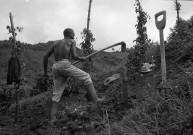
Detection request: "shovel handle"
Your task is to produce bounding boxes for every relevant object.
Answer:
[155,11,166,30]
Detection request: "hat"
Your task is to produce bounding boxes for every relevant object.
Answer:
[140,63,152,73]
[103,74,120,86]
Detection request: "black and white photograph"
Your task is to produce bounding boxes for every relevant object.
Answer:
[0,0,193,134]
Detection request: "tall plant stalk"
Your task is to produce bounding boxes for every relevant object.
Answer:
[174,0,181,26]
[87,0,92,30]
[80,0,95,72]
[126,0,150,72]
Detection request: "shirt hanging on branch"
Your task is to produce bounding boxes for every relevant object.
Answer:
[7,56,21,85]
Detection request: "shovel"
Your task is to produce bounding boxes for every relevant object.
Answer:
[155,11,167,85]
[72,41,126,65]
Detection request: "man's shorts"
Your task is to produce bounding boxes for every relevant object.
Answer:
[52,59,92,102]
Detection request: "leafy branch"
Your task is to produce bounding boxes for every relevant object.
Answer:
[127,0,150,73]
[80,28,95,72]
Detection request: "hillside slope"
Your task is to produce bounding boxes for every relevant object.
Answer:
[0,41,129,135]
[1,39,193,135]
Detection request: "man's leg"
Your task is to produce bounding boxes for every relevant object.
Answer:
[58,61,105,103]
[49,79,66,124]
[49,61,70,125]
[64,64,105,103]
[85,83,105,103]
[49,101,58,125]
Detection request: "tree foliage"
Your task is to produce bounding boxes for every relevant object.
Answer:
[174,0,181,25]
[80,28,95,55]
[126,0,150,73]
[80,28,95,72]
[165,16,193,61]
[134,0,150,46]
[6,25,24,56]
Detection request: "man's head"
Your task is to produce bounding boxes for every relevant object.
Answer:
[63,28,75,39]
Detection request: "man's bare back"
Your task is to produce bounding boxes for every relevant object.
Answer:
[53,38,75,60]
[43,29,85,76]
[44,38,81,63]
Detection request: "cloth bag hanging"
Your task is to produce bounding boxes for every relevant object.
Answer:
[7,56,21,85]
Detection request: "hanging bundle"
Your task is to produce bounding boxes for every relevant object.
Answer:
[7,55,21,85]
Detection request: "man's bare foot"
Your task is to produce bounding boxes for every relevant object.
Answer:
[49,118,57,126]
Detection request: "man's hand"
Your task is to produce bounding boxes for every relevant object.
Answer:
[79,57,86,62]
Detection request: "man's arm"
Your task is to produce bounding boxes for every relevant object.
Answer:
[71,40,86,61]
[43,45,54,76]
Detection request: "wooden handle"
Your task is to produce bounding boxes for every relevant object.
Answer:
[155,11,167,83]
[155,11,166,30]
[72,41,126,65]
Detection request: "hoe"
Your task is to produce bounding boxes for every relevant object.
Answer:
[72,41,126,65]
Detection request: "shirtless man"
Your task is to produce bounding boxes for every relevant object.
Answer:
[43,28,104,124]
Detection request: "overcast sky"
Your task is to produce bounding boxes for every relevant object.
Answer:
[0,0,193,50]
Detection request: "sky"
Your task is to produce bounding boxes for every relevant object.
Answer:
[0,0,193,51]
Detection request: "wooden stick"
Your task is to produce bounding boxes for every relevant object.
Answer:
[159,30,166,83]
[9,13,17,52]
[72,41,126,65]
[10,12,19,123]
[14,83,19,123]
[123,66,128,107]
[87,0,92,30]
